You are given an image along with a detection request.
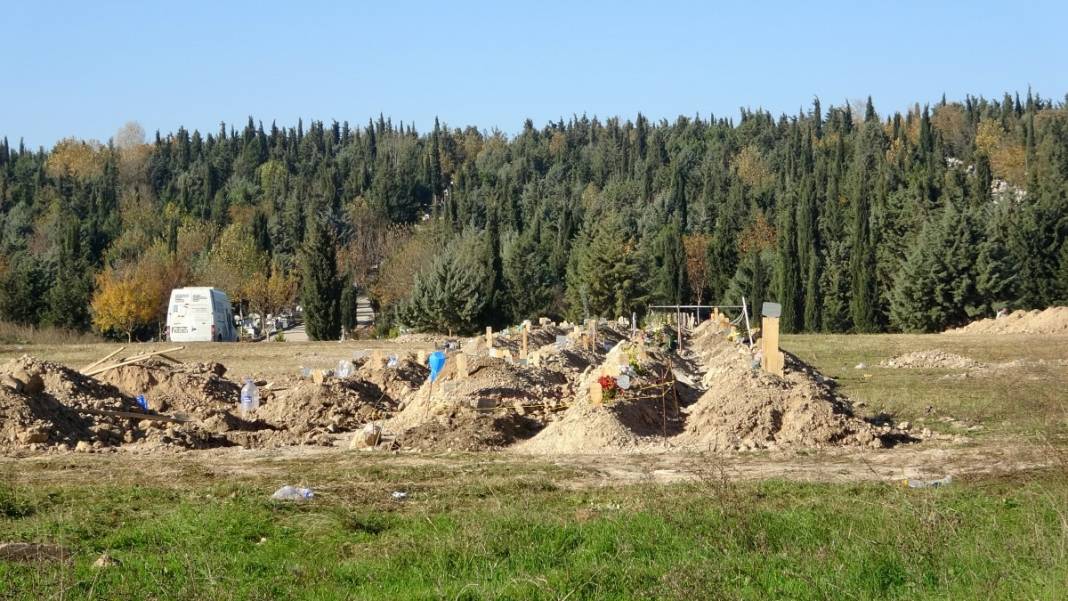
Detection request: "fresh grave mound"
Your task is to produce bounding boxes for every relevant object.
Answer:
[469,323,567,356]
[516,343,682,454]
[880,350,986,370]
[352,357,428,407]
[677,333,884,452]
[97,358,237,414]
[384,355,567,451]
[237,377,401,447]
[0,356,226,451]
[514,396,675,454]
[527,344,601,376]
[945,306,1068,335]
[392,409,542,452]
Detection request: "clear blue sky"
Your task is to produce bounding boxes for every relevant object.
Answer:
[3,0,1066,148]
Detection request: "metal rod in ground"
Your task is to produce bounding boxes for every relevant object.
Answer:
[676,308,683,352]
[661,389,667,438]
[670,362,681,420]
[741,296,754,348]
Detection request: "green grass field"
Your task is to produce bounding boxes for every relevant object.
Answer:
[2,457,1066,600]
[2,333,1066,599]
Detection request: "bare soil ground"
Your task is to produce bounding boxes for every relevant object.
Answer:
[0,339,434,381]
[0,329,1063,484]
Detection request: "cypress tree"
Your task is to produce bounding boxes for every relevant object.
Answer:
[44,222,92,330]
[340,281,357,335]
[501,229,554,322]
[708,180,745,301]
[725,249,770,321]
[849,121,884,332]
[775,193,802,332]
[849,185,878,331]
[971,215,1016,316]
[1057,241,1068,303]
[803,250,820,331]
[890,217,946,332]
[650,222,687,305]
[299,215,342,340]
[819,241,852,332]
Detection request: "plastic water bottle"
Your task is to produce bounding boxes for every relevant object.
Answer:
[135,395,148,411]
[240,377,260,417]
[271,485,314,501]
[336,360,353,378]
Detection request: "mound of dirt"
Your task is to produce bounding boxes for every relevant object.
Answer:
[242,377,398,446]
[880,351,986,370]
[352,357,427,407]
[394,410,542,452]
[98,359,237,414]
[676,333,884,451]
[945,307,1068,335]
[517,342,684,454]
[0,356,228,452]
[516,398,674,454]
[383,354,570,451]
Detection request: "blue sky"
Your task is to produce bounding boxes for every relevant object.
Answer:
[2,0,1065,148]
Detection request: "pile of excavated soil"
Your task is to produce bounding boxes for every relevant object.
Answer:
[0,357,227,452]
[385,354,570,451]
[242,377,399,447]
[352,357,427,407]
[98,359,237,414]
[1,353,424,453]
[393,410,542,452]
[880,351,986,370]
[676,333,884,452]
[515,397,675,454]
[187,357,429,448]
[516,344,684,454]
[520,321,888,454]
[945,307,1068,335]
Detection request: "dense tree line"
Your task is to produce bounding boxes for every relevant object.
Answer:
[1,91,1066,339]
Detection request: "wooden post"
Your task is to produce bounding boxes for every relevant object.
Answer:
[371,350,386,369]
[456,353,468,379]
[521,327,529,359]
[760,315,784,377]
[589,378,603,406]
[485,326,493,350]
[587,319,597,351]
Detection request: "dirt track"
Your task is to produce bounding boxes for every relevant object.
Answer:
[1,436,1055,491]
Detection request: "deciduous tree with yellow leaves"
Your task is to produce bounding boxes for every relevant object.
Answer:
[90,267,160,342]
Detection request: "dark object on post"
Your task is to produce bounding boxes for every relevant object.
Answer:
[761,302,782,318]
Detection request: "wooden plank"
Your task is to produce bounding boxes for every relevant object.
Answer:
[761,316,784,377]
[72,406,190,423]
[83,346,185,377]
[80,346,126,374]
[456,353,468,379]
[155,353,183,364]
